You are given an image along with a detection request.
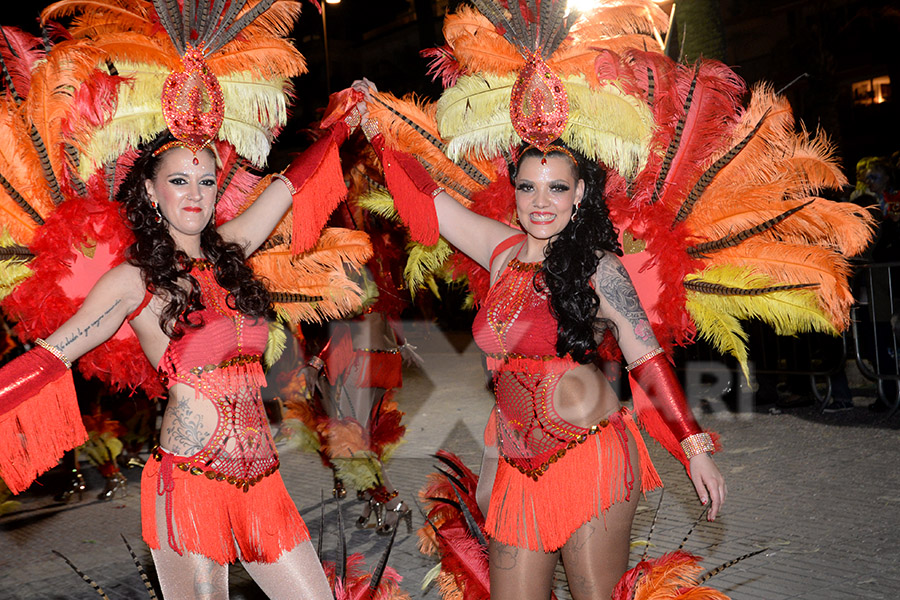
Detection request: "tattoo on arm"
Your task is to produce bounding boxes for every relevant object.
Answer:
[59,299,123,351]
[596,259,654,342]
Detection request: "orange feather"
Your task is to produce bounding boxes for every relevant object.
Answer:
[0,101,55,236]
[368,92,491,204]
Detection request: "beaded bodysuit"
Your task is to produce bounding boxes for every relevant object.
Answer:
[154,260,276,487]
[473,254,626,479]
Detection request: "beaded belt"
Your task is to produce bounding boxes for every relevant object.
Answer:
[486,352,577,375]
[151,446,279,493]
[500,407,627,481]
[158,353,262,387]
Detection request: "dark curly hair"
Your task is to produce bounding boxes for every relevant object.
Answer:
[510,143,621,364]
[117,132,274,338]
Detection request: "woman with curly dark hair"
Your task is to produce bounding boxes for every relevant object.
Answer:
[356,78,724,600]
[6,132,336,599]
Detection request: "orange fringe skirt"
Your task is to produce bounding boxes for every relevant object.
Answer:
[141,452,310,565]
[484,408,661,553]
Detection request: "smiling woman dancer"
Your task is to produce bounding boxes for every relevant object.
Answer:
[0,0,366,597]
[354,78,725,600]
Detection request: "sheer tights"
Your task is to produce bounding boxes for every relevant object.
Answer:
[151,487,331,599]
[487,427,641,600]
[151,540,331,600]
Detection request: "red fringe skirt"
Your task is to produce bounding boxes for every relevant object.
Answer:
[484,408,661,553]
[141,453,310,565]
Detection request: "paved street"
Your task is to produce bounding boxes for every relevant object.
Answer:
[2,322,899,599]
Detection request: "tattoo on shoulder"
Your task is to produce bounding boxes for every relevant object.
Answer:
[59,299,123,351]
[596,259,654,342]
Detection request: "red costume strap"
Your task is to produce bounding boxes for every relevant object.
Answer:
[369,132,441,246]
[127,290,153,321]
[281,120,352,254]
[0,346,85,493]
[489,234,527,270]
[628,352,714,469]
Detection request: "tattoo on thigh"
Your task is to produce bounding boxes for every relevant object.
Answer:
[493,544,519,571]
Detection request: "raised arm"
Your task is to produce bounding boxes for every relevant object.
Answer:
[352,81,519,269]
[593,253,726,519]
[216,176,293,256]
[433,191,522,270]
[44,264,148,362]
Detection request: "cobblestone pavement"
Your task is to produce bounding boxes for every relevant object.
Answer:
[2,323,899,599]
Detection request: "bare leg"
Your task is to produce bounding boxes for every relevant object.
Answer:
[241,540,332,600]
[489,540,558,600]
[151,545,229,600]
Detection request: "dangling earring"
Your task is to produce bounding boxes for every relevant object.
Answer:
[571,203,580,221]
[150,200,163,224]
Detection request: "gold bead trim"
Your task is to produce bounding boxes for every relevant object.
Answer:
[271,173,297,195]
[35,338,71,369]
[151,447,279,493]
[625,347,665,372]
[187,354,262,377]
[502,407,626,481]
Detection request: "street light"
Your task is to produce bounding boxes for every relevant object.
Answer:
[322,0,340,92]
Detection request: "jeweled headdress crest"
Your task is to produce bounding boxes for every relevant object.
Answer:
[152,0,282,157]
[472,0,577,150]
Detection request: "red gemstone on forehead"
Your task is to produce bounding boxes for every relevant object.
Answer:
[193,156,199,165]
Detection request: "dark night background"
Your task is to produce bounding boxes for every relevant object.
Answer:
[4,0,899,181]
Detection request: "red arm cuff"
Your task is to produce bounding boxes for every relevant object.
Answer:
[628,352,714,467]
[0,346,85,493]
[369,133,440,246]
[281,121,352,254]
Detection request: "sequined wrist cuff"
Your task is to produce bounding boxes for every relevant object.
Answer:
[681,433,715,460]
[307,356,325,371]
[625,347,665,372]
[35,338,71,369]
[362,119,381,141]
[344,106,362,130]
[272,173,297,195]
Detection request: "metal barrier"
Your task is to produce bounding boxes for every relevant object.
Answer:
[847,261,900,415]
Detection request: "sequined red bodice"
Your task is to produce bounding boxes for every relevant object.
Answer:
[157,260,275,482]
[472,258,558,356]
[474,256,616,478]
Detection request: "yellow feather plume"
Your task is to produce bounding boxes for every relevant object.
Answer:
[703,241,854,329]
[437,72,517,162]
[405,238,453,298]
[79,61,292,174]
[686,265,837,381]
[437,73,652,176]
[264,319,287,368]
[0,230,34,301]
[356,189,401,223]
[563,75,652,177]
